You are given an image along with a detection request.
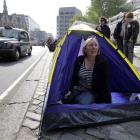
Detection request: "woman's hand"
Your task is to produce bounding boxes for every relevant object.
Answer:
[64,91,71,98]
[62,91,74,104]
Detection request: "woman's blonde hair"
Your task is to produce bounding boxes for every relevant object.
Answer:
[83,37,100,56]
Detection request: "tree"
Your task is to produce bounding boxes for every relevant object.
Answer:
[93,0,131,16]
[72,0,98,24]
[71,15,88,23]
[86,0,132,23]
[72,0,132,25]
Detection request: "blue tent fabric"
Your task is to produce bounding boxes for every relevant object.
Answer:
[42,102,140,133]
[48,33,140,105]
[97,36,140,92]
[48,33,82,104]
[40,22,140,134]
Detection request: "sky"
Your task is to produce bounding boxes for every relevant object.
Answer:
[0,0,91,36]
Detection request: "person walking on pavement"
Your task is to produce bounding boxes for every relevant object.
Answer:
[123,12,139,63]
[96,16,111,39]
[113,13,126,51]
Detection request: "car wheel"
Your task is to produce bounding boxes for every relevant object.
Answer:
[13,49,20,61]
[28,47,32,56]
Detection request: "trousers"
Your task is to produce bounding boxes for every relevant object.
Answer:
[123,40,134,63]
[73,89,95,105]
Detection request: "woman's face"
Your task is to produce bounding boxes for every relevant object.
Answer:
[100,20,105,25]
[85,39,100,57]
[125,17,133,23]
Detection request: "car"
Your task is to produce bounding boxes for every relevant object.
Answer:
[0,26,32,60]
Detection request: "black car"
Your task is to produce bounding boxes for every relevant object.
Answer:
[0,26,32,60]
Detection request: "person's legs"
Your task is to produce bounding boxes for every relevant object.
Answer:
[123,40,128,57]
[117,39,123,52]
[127,42,134,63]
[74,91,95,105]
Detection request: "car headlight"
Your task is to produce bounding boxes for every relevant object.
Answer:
[4,43,13,48]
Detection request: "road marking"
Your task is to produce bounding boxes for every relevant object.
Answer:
[0,50,47,101]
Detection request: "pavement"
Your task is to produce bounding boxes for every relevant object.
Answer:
[0,46,140,140]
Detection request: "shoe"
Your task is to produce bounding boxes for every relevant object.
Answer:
[135,94,140,101]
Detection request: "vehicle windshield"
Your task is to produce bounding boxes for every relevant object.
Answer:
[0,29,19,39]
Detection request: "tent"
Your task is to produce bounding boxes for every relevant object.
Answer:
[39,21,140,136]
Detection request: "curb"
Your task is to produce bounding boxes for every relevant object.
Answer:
[16,50,53,140]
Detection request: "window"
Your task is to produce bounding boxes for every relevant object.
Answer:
[19,32,29,41]
[0,29,19,38]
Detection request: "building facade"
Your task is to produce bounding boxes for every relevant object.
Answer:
[57,7,82,38]
[24,15,40,31]
[30,30,48,45]
[0,0,51,45]
[0,0,40,31]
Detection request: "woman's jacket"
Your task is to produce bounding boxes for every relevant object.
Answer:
[70,55,111,103]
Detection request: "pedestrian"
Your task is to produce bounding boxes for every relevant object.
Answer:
[42,41,46,47]
[123,12,139,63]
[63,37,111,104]
[113,13,126,51]
[96,16,111,39]
[46,36,56,52]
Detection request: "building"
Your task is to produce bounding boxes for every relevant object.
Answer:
[0,0,40,31]
[0,0,50,46]
[57,7,82,38]
[24,15,40,31]
[30,30,48,45]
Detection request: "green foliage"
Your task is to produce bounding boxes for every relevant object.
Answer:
[120,3,133,12]
[71,15,87,23]
[72,0,133,25]
[90,0,129,18]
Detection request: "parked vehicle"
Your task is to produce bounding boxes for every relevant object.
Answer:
[0,26,32,60]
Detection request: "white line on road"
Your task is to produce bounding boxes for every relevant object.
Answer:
[0,50,47,101]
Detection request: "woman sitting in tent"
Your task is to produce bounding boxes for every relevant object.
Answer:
[63,37,111,104]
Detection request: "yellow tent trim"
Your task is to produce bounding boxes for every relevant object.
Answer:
[67,30,71,35]
[117,50,126,58]
[96,31,103,37]
[48,46,61,84]
[107,39,117,50]
[125,58,140,80]
[60,34,67,46]
[57,34,67,47]
[105,37,140,80]
[48,33,69,84]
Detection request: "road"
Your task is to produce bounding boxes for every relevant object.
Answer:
[0,46,46,96]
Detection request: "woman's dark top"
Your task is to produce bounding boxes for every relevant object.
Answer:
[96,24,111,39]
[70,55,111,103]
[124,20,139,44]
